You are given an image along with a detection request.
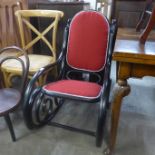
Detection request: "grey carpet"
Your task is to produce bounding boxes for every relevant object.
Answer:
[0,61,155,155]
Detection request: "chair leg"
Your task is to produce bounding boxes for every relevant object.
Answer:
[4,114,16,142]
[96,99,107,147]
[140,7,155,44]
[136,0,153,31]
[106,79,112,109]
[136,12,148,32]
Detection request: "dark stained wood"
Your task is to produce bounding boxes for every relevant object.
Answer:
[136,0,153,31]
[0,88,20,116]
[112,0,144,27]
[109,38,155,154]
[111,0,155,27]
[0,46,29,142]
[140,7,155,43]
[116,27,155,40]
[4,114,16,141]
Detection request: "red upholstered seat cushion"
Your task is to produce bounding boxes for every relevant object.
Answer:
[43,80,102,99]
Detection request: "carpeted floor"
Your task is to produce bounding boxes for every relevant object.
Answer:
[0,61,155,155]
[111,62,155,155]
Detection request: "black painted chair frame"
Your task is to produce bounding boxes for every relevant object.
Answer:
[23,11,117,148]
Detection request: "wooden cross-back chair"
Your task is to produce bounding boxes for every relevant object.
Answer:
[1,10,64,87]
[0,46,29,142]
[22,10,117,151]
[0,0,28,60]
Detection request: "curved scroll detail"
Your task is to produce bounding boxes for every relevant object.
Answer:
[23,87,55,129]
[32,92,54,125]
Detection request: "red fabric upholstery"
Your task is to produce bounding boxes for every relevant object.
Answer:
[43,80,102,99]
[67,11,109,72]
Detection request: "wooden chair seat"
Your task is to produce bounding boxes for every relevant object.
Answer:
[2,54,54,73]
[0,88,20,116]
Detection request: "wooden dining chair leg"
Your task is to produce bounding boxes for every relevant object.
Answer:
[4,114,16,142]
[136,0,153,32]
[136,11,148,32]
[140,7,155,44]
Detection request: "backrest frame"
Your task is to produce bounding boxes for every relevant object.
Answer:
[66,11,110,73]
[15,10,64,58]
[59,11,113,85]
[0,46,29,96]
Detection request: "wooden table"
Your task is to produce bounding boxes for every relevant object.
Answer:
[107,39,155,154]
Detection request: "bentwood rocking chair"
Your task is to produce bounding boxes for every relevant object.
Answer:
[1,10,64,87]
[23,10,117,149]
[0,46,29,141]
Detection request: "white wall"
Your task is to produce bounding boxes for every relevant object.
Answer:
[84,0,96,9]
[84,0,113,20]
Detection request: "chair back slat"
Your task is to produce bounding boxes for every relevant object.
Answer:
[15,10,64,58]
[0,0,27,48]
[67,11,110,72]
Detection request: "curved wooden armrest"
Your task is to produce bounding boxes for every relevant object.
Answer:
[30,51,64,85]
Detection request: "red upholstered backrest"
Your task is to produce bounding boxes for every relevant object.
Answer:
[67,11,109,72]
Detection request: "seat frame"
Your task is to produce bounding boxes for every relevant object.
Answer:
[23,11,117,150]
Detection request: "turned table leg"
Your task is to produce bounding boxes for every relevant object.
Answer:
[103,80,130,155]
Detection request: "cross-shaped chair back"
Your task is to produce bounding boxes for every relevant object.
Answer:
[15,10,64,60]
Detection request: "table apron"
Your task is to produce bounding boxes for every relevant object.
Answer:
[117,61,155,80]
